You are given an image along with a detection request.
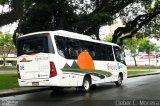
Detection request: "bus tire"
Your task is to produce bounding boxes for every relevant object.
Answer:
[82,77,91,92]
[115,73,123,87]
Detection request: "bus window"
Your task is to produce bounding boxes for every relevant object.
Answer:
[81,41,96,59]
[55,36,80,59]
[17,36,49,56]
[68,40,79,59]
[101,45,114,61]
[88,45,96,59]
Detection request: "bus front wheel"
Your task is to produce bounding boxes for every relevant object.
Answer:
[115,74,123,87]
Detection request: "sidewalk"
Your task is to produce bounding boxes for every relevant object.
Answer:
[0,70,17,74]
[0,71,160,97]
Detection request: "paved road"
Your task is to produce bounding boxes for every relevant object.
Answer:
[1,74,160,106]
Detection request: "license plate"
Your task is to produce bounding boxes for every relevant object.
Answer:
[32,82,39,86]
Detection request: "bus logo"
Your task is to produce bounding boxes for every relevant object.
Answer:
[20,58,32,62]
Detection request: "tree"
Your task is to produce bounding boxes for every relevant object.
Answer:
[15,0,137,40]
[0,0,138,45]
[0,33,15,66]
[139,38,156,54]
[139,38,157,67]
[0,0,160,47]
[124,36,139,66]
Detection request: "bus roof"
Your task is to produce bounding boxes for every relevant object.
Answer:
[19,30,120,47]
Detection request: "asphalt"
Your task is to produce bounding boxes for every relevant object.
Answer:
[0,70,160,97]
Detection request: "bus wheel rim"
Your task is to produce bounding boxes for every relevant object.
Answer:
[118,76,122,84]
[84,80,90,90]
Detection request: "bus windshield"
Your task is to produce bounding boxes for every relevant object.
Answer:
[17,36,49,56]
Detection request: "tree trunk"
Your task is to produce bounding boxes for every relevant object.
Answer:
[3,57,5,66]
[133,55,137,67]
[149,54,151,71]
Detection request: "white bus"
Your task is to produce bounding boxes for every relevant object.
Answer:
[17,30,127,91]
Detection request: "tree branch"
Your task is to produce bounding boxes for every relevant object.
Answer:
[117,11,160,45]
[0,0,23,27]
[112,10,160,45]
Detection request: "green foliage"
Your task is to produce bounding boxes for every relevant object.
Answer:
[124,36,139,57]
[124,37,157,55]
[103,34,113,42]
[0,33,15,66]
[20,0,78,34]
[0,0,160,45]
[144,0,160,38]
[16,0,138,40]
[139,38,156,54]
[0,0,8,5]
[144,0,160,11]
[0,33,14,47]
[124,36,140,66]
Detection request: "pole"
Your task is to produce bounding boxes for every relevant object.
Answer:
[149,43,150,71]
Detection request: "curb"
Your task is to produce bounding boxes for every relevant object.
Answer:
[128,72,160,78]
[0,87,50,97]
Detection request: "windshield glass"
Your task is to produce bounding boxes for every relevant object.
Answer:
[17,36,49,56]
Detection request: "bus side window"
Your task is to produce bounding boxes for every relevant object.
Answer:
[66,39,80,59]
[106,45,114,61]
[55,36,65,57]
[88,45,95,59]
[101,45,114,61]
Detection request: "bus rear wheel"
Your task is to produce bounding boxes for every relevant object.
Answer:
[115,74,123,87]
[82,77,91,92]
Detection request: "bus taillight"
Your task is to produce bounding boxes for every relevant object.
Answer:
[50,62,57,78]
[17,65,21,79]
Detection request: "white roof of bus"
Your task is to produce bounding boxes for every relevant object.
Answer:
[20,30,119,47]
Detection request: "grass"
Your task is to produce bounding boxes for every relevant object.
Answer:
[128,70,154,75]
[127,66,160,69]
[0,74,19,90]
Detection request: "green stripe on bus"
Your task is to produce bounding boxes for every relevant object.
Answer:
[61,68,112,79]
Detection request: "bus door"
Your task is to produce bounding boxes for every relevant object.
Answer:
[100,45,116,82]
[112,46,126,81]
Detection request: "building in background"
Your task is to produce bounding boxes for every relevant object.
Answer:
[0,53,17,66]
